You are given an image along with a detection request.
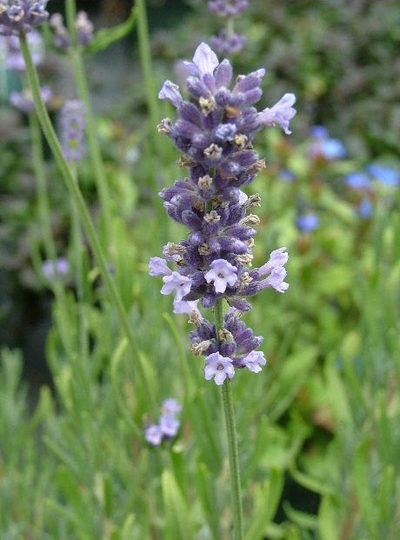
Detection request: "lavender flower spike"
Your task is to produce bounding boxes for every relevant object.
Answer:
[0,0,49,35]
[151,42,295,383]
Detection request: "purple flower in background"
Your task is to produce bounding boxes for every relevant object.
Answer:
[10,84,51,112]
[49,10,93,50]
[151,43,294,383]
[208,0,249,18]
[162,398,181,415]
[0,0,49,35]
[296,213,320,232]
[1,29,43,70]
[144,398,181,446]
[144,424,163,446]
[210,29,247,56]
[159,413,180,438]
[60,99,87,163]
[42,257,70,280]
[207,1,249,54]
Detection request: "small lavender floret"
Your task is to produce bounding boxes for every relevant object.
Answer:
[0,0,49,35]
[242,350,266,373]
[205,259,238,293]
[204,352,235,385]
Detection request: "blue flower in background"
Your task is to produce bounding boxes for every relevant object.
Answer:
[345,172,372,191]
[358,198,373,220]
[296,213,320,232]
[367,163,399,187]
[310,125,346,160]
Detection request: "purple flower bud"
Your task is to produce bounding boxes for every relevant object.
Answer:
[159,80,183,108]
[210,30,247,55]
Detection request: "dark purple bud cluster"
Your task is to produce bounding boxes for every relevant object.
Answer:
[207,0,249,55]
[0,0,48,35]
[49,10,94,50]
[150,43,295,384]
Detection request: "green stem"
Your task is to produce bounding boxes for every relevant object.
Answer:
[135,0,161,158]
[19,31,141,372]
[64,0,113,247]
[214,299,244,540]
[29,112,74,352]
[222,381,244,540]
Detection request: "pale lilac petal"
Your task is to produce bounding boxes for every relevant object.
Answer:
[242,350,267,373]
[192,42,219,77]
[204,352,235,385]
[149,257,171,277]
[145,424,163,446]
[205,259,238,293]
[258,247,288,275]
[159,80,183,108]
[161,272,192,300]
[258,93,296,134]
[173,299,201,316]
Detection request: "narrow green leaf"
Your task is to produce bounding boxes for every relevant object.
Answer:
[245,469,284,540]
[86,9,136,53]
[161,469,194,540]
[318,495,340,540]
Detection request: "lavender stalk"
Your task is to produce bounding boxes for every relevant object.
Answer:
[150,42,296,537]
